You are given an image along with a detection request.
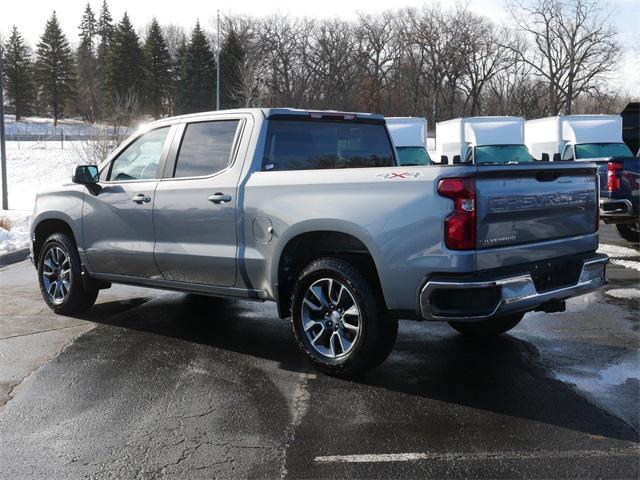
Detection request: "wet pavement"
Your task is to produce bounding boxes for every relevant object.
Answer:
[0,225,638,478]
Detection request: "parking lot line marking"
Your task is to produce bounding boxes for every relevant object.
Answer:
[314,447,640,463]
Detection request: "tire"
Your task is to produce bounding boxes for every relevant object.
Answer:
[448,313,524,337]
[615,223,640,243]
[290,257,397,376]
[37,233,98,315]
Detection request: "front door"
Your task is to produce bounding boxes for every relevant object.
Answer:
[153,119,242,286]
[83,126,172,278]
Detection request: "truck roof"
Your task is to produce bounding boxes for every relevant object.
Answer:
[436,116,525,148]
[385,117,427,147]
[146,108,386,126]
[525,115,623,145]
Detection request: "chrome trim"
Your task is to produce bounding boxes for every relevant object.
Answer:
[600,198,633,217]
[420,256,608,322]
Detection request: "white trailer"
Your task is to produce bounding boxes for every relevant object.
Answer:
[435,116,532,164]
[524,115,628,161]
[385,117,432,165]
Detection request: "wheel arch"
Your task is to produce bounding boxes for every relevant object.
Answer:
[32,214,80,264]
[272,223,387,319]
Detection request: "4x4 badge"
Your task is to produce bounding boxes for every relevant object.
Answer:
[376,171,424,179]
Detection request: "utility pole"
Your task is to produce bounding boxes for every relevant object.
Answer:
[216,9,221,111]
[0,45,8,210]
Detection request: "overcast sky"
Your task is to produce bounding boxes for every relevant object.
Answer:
[2,0,639,96]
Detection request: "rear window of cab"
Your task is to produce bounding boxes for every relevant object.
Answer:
[262,120,396,171]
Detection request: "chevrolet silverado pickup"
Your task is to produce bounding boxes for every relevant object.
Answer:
[526,114,640,242]
[30,108,608,375]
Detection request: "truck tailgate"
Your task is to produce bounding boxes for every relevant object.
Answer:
[475,163,598,270]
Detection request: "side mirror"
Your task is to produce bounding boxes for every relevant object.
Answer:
[440,155,449,165]
[541,153,549,162]
[72,165,99,185]
[452,155,461,164]
[552,153,561,162]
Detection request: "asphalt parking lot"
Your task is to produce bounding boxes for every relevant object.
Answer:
[0,225,638,479]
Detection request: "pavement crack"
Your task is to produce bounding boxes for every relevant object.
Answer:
[279,370,315,480]
[0,323,89,341]
[0,324,93,412]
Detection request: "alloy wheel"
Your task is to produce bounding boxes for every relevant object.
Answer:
[42,246,71,305]
[301,278,361,359]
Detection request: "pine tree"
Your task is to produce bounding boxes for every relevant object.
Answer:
[96,0,114,118]
[35,11,76,127]
[96,0,114,63]
[176,22,215,114]
[219,29,245,109]
[143,19,172,119]
[78,3,100,122]
[3,26,36,121]
[104,12,145,107]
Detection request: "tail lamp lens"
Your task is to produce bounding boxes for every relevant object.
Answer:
[437,178,476,250]
[607,162,623,192]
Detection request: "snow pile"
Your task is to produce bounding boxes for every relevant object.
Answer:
[0,210,30,254]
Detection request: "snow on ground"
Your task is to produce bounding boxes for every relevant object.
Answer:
[1,141,84,210]
[606,288,640,300]
[3,114,131,137]
[0,210,30,254]
[597,243,640,258]
[0,140,87,254]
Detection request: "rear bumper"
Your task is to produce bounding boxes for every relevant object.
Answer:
[600,198,637,223]
[420,254,608,322]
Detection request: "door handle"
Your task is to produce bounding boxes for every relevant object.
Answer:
[208,193,232,204]
[132,193,151,204]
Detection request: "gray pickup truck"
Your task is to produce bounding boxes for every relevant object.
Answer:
[30,108,607,375]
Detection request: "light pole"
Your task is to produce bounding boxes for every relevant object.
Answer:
[0,45,8,210]
[216,9,221,111]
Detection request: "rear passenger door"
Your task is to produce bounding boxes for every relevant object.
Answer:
[153,117,244,286]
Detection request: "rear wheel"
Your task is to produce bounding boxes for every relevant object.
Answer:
[448,313,524,337]
[37,233,98,315]
[615,223,640,243]
[291,257,397,376]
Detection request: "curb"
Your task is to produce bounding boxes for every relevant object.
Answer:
[0,247,30,268]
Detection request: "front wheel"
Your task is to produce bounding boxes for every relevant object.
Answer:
[291,257,397,377]
[37,233,98,315]
[448,313,524,337]
[615,223,640,243]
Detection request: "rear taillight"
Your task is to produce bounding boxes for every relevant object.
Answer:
[437,177,476,250]
[607,162,623,192]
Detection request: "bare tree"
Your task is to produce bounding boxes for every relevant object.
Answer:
[259,15,314,107]
[109,87,141,135]
[461,20,514,115]
[356,12,400,113]
[305,20,361,110]
[508,0,621,115]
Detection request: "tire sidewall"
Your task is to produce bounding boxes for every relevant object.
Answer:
[291,260,378,370]
[37,235,81,313]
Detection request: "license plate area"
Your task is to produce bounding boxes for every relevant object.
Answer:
[530,258,583,292]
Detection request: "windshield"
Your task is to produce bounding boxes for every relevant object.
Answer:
[474,145,534,164]
[575,143,633,159]
[396,146,431,166]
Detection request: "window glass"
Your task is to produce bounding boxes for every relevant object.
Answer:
[396,147,431,166]
[575,143,633,159]
[262,120,395,171]
[562,146,574,161]
[174,120,240,177]
[108,127,170,181]
[474,145,534,164]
